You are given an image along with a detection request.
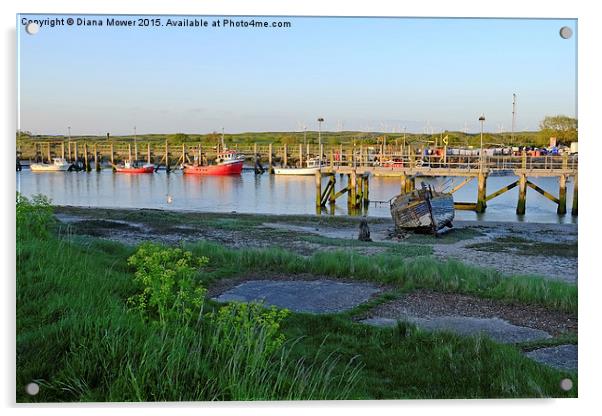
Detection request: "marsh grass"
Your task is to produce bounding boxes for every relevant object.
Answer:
[186,241,577,314]
[17,198,362,402]
[281,314,577,399]
[18,199,578,401]
[467,236,578,258]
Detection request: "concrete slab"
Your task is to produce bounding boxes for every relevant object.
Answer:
[525,344,578,372]
[213,279,381,314]
[361,315,551,344]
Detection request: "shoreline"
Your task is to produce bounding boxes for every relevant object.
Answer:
[54,205,578,283]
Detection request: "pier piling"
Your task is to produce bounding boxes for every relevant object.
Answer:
[165,140,171,173]
[572,173,578,216]
[557,174,567,215]
[110,143,115,170]
[476,172,487,213]
[94,144,100,172]
[268,143,273,173]
[517,174,527,215]
[83,143,90,172]
[315,171,322,208]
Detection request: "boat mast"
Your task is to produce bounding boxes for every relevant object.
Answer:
[511,93,517,145]
[221,127,225,152]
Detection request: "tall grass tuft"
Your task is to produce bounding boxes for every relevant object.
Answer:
[16,201,362,402]
[187,241,577,314]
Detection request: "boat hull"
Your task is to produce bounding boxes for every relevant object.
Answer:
[183,160,243,175]
[390,191,454,232]
[115,166,155,174]
[273,167,320,176]
[30,164,70,172]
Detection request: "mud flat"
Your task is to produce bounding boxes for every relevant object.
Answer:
[54,206,577,282]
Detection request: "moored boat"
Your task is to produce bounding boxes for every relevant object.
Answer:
[274,157,322,176]
[182,150,244,175]
[115,160,155,173]
[30,158,71,172]
[390,183,454,234]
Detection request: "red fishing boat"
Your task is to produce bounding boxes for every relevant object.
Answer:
[183,150,244,175]
[115,160,155,173]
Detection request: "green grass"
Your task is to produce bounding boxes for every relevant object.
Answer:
[17,235,577,401]
[298,234,433,256]
[281,314,576,399]
[186,241,577,314]
[18,200,578,401]
[17,235,360,402]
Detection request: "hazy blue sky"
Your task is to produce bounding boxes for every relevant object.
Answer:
[18,15,576,135]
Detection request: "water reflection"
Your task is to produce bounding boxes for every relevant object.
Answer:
[15,170,577,224]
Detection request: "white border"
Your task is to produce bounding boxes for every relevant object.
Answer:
[3,1,600,415]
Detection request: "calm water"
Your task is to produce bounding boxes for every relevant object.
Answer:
[16,169,577,224]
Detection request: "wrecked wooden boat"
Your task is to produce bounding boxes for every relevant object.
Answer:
[390,183,454,234]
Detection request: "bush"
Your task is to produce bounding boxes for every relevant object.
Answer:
[16,193,54,243]
[127,243,208,325]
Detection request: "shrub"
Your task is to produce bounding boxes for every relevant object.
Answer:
[127,243,208,325]
[16,193,54,243]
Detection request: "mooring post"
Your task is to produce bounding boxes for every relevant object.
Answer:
[147,143,151,165]
[283,143,288,168]
[402,174,415,194]
[181,143,186,165]
[268,143,273,173]
[557,174,567,215]
[356,173,363,204]
[476,172,487,212]
[315,171,322,208]
[61,142,65,159]
[363,174,370,206]
[400,174,407,194]
[572,173,578,216]
[94,144,100,172]
[164,140,170,172]
[299,143,303,167]
[83,143,90,172]
[134,141,138,162]
[128,143,132,162]
[254,143,259,169]
[46,143,51,164]
[110,142,115,170]
[517,173,527,215]
[67,142,72,162]
[350,170,357,208]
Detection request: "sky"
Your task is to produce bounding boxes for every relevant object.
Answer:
[17,15,577,135]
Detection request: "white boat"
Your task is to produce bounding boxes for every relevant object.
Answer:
[30,158,71,172]
[274,157,322,176]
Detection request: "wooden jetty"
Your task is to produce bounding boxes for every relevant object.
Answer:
[16,140,578,216]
